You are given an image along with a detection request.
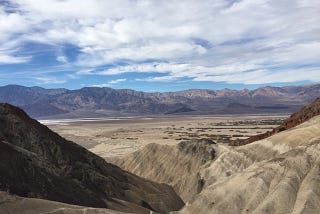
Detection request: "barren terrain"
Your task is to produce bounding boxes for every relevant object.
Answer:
[2,99,320,214]
[43,116,285,160]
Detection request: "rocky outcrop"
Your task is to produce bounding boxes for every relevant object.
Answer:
[0,103,184,213]
[231,98,320,146]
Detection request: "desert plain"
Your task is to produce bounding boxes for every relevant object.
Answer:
[42,115,286,160]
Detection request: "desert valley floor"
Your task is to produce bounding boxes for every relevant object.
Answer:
[42,115,286,160]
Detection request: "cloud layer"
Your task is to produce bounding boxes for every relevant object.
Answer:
[0,0,319,87]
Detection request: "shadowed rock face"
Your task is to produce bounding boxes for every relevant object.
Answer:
[0,103,184,213]
[231,98,320,146]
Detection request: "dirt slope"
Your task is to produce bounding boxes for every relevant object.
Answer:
[116,139,217,202]
[0,103,184,214]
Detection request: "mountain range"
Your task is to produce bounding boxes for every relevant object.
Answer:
[0,84,319,118]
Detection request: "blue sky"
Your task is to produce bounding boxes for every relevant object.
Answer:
[0,0,319,91]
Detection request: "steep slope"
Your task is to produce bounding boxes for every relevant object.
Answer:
[0,103,184,214]
[116,139,217,202]
[0,84,319,118]
[232,97,320,145]
[177,115,320,214]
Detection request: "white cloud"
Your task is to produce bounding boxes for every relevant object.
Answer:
[193,67,320,84]
[0,0,319,85]
[0,54,30,64]
[108,78,126,84]
[86,62,259,80]
[91,78,126,87]
[76,59,320,85]
[91,83,111,88]
[35,76,66,84]
[56,55,68,63]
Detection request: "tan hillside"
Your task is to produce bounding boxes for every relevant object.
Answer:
[117,113,320,214]
[116,139,218,202]
[177,115,320,213]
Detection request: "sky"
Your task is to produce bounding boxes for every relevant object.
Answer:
[0,0,319,92]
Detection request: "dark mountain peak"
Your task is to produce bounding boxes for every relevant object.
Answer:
[1,84,30,89]
[0,85,68,109]
[1,84,67,93]
[0,103,184,213]
[0,103,36,125]
[232,98,320,146]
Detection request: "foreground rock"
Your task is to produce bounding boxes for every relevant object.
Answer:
[0,103,184,214]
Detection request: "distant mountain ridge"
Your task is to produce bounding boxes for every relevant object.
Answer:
[0,84,319,118]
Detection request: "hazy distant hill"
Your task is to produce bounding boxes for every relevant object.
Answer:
[0,84,319,118]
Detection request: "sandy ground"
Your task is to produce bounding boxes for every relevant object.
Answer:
[43,115,285,159]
